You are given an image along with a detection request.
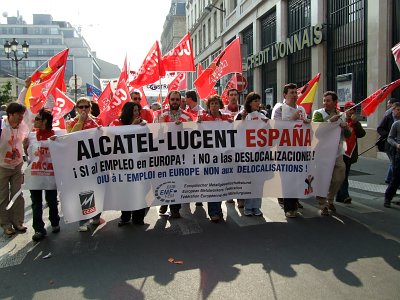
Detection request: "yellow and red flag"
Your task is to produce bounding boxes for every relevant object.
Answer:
[296,73,321,114]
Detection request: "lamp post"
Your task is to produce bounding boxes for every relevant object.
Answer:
[3,38,29,96]
[205,4,226,13]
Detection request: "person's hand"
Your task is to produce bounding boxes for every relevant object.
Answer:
[351,114,358,123]
[175,120,182,125]
[329,114,341,122]
[132,118,142,125]
[140,120,147,126]
[397,144,400,151]
[49,135,57,141]
[292,110,302,120]
[227,118,234,123]
[262,118,269,123]
[78,111,88,122]
[303,119,311,124]
[25,76,32,88]
[339,122,349,129]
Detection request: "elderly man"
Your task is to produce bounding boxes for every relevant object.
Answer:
[312,91,351,216]
[156,90,194,218]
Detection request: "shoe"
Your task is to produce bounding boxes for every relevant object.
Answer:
[78,225,89,232]
[296,201,304,209]
[320,207,330,216]
[32,231,46,241]
[52,226,60,233]
[384,202,391,208]
[328,203,336,212]
[118,220,130,227]
[244,209,253,216]
[343,197,352,204]
[14,224,27,233]
[210,215,220,222]
[253,208,263,216]
[195,202,203,206]
[91,219,101,226]
[226,199,234,203]
[237,199,244,208]
[3,227,15,236]
[159,205,168,214]
[170,211,181,219]
[285,211,297,218]
[278,198,284,208]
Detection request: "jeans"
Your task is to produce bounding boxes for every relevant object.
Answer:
[207,202,222,217]
[336,156,351,202]
[385,164,393,183]
[244,198,261,210]
[120,209,147,223]
[385,152,400,203]
[31,190,60,233]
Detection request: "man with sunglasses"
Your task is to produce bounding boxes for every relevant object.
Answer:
[156,90,194,218]
[66,98,103,231]
[130,91,154,123]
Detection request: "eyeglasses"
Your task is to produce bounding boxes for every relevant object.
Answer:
[169,98,180,101]
[77,105,90,109]
[34,116,42,121]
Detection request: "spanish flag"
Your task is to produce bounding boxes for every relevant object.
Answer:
[25,48,69,108]
[296,73,321,114]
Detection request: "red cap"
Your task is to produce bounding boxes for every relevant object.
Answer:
[344,101,355,109]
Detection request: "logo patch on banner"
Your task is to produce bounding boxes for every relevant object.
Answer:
[79,191,97,215]
[155,181,177,203]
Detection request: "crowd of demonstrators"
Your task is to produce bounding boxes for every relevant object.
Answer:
[66,98,103,232]
[377,100,400,184]
[198,95,233,222]
[312,91,351,216]
[336,102,366,204]
[1,80,382,238]
[0,102,29,237]
[156,90,194,218]
[110,102,148,226]
[272,83,310,218]
[23,108,61,241]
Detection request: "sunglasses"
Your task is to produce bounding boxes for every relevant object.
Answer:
[132,97,141,101]
[77,105,90,109]
[169,98,180,101]
[34,116,42,121]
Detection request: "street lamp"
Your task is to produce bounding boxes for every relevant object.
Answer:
[205,4,226,13]
[4,38,29,96]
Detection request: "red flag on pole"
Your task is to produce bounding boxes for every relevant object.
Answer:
[130,41,165,88]
[168,72,187,91]
[361,79,400,116]
[296,73,321,114]
[98,79,130,125]
[194,37,242,99]
[392,42,400,71]
[197,63,203,77]
[162,33,195,72]
[138,87,149,108]
[97,82,113,113]
[29,66,65,113]
[52,88,75,122]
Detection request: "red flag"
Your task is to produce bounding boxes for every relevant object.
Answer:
[361,79,400,116]
[168,72,187,91]
[162,33,195,72]
[29,66,64,113]
[296,73,321,114]
[194,37,242,99]
[392,42,400,71]
[130,41,165,88]
[52,88,75,121]
[97,82,113,113]
[221,87,229,105]
[197,64,203,78]
[98,79,130,125]
[119,55,129,84]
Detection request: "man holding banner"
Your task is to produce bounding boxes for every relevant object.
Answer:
[156,90,194,218]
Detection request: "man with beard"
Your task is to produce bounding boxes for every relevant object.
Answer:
[156,90,194,218]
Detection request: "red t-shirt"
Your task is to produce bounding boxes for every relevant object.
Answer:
[201,112,232,121]
[67,116,103,131]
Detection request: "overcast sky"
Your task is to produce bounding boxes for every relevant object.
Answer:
[2,0,172,70]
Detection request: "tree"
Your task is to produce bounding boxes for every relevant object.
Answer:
[0,81,12,106]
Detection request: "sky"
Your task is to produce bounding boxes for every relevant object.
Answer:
[2,0,172,70]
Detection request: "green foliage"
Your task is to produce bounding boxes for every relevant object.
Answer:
[0,82,12,106]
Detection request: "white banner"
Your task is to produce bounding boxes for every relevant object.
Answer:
[49,121,341,223]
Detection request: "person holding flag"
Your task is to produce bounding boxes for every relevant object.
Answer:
[66,97,103,231]
[336,101,366,204]
[156,90,194,218]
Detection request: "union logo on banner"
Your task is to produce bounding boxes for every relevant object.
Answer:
[79,190,97,215]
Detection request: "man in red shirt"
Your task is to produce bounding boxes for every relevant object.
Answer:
[156,90,193,218]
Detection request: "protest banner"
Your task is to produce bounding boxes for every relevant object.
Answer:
[49,121,340,223]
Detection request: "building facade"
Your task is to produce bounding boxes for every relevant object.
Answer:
[0,13,120,99]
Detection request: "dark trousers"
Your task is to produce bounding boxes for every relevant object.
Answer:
[336,156,351,202]
[31,190,60,233]
[160,204,181,213]
[283,198,298,213]
[120,209,147,224]
[385,152,400,203]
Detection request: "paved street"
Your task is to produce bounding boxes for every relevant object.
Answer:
[0,156,399,300]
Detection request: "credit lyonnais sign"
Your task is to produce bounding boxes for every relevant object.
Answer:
[247,24,323,70]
